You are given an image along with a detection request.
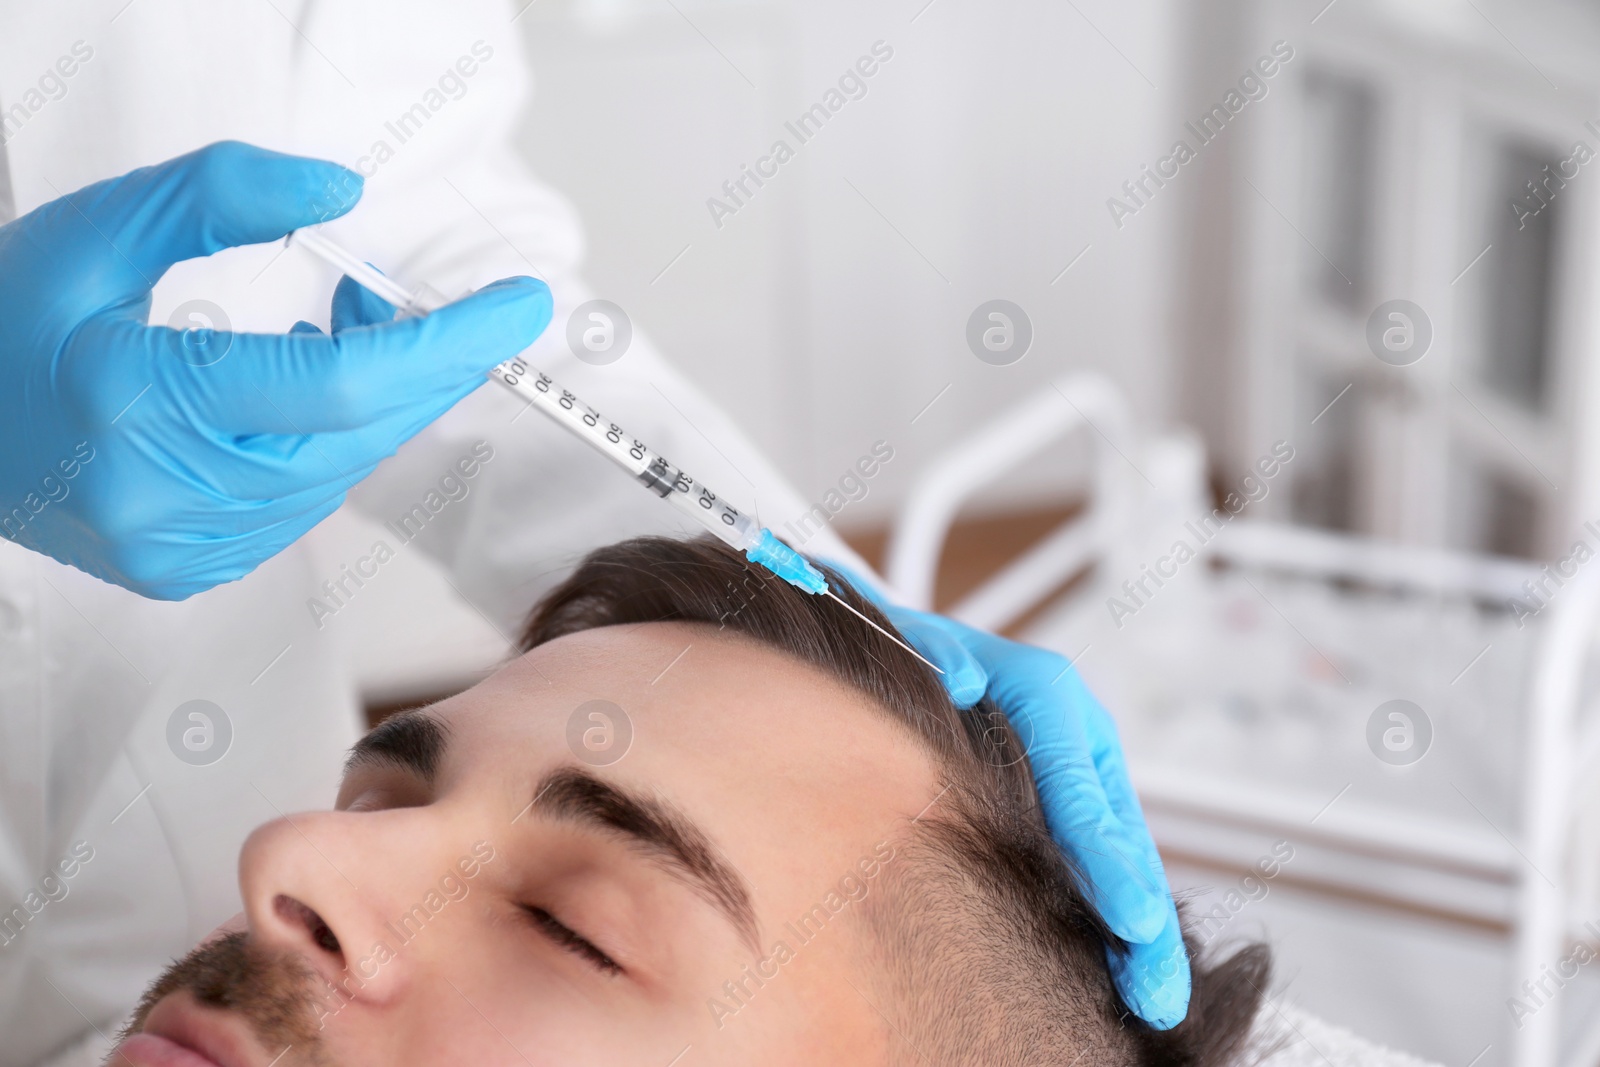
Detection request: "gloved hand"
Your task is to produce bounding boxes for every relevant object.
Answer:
[0,141,552,599]
[834,570,1191,1028]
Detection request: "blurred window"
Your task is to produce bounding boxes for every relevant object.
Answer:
[1301,69,1376,314]
[1483,473,1540,559]
[1479,139,1562,413]
[1291,372,1359,532]
[1449,454,1541,560]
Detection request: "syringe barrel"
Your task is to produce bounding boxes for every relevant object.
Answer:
[488,356,760,552]
[285,227,769,557]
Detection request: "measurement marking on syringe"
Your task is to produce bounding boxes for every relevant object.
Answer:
[289,228,840,605]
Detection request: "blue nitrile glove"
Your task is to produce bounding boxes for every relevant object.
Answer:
[0,141,552,600]
[832,567,1191,1028]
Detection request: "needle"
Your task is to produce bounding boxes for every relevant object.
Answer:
[822,589,944,676]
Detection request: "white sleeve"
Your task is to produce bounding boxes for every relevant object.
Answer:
[333,1,873,629]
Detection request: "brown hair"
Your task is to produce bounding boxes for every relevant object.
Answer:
[519,535,1269,1066]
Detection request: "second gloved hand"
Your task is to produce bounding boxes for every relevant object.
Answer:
[0,141,552,599]
[829,568,1191,1029]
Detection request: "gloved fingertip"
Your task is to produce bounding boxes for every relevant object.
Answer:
[1052,815,1172,943]
[942,660,987,708]
[469,276,554,341]
[298,157,364,223]
[823,561,891,609]
[1127,983,1190,1031]
[1107,929,1192,1030]
[331,273,397,331]
[878,603,983,689]
[288,320,324,336]
[475,275,549,298]
[1106,891,1171,946]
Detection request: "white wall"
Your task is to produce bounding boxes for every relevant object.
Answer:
[512,0,1182,526]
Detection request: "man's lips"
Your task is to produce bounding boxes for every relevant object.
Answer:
[115,995,274,1067]
[116,1034,230,1067]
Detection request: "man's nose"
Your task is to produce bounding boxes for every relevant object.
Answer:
[238,808,462,1006]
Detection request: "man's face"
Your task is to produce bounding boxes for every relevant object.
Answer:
[114,622,941,1067]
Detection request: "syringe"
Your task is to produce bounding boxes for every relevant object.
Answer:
[285,228,940,674]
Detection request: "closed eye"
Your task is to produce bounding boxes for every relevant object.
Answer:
[522,905,623,977]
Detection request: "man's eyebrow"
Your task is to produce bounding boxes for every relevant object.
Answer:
[533,766,759,954]
[344,710,450,784]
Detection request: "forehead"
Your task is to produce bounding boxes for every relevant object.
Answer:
[428,621,940,914]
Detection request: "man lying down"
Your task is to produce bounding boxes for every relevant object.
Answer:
[111,535,1270,1067]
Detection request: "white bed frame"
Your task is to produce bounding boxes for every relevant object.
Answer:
[885,374,1600,1067]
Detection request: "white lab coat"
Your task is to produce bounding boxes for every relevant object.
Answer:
[0,3,858,1063]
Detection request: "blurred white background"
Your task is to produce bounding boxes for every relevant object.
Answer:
[512,0,1179,521]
